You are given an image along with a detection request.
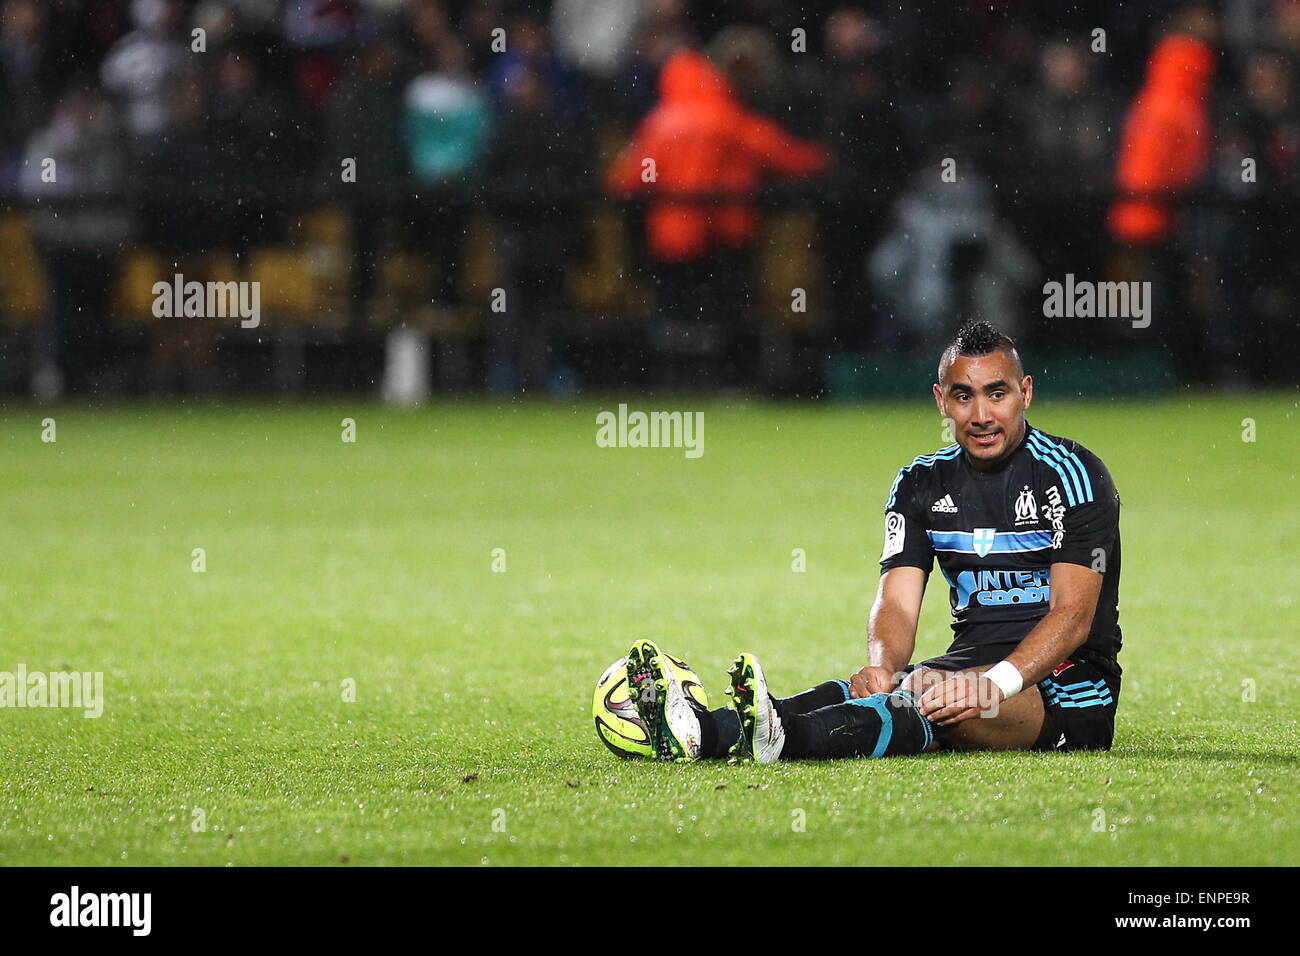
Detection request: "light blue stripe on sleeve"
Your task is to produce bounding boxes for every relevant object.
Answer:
[1027,432,1084,504]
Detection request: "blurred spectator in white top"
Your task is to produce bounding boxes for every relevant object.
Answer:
[869,169,1036,350]
[100,0,191,142]
[550,0,645,79]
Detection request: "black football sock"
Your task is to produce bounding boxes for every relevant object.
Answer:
[694,681,849,758]
[778,679,852,715]
[694,704,742,759]
[694,680,847,757]
[781,691,934,760]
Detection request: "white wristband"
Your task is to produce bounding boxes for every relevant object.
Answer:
[984,661,1023,699]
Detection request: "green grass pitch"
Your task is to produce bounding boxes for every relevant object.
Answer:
[1,395,1297,866]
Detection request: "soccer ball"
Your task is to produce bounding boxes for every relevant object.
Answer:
[592,654,708,758]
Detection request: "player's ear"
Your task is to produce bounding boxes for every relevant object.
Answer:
[1021,375,1033,409]
[932,383,945,415]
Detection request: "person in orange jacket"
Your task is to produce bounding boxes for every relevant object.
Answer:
[1108,16,1217,245]
[607,46,832,262]
[605,37,831,387]
[1107,6,1220,382]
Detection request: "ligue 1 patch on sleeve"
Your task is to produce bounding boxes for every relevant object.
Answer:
[882,511,905,559]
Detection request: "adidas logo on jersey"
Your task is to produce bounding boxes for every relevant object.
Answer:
[931,494,958,513]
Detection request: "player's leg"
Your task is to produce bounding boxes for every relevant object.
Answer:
[689,679,853,759]
[920,665,1058,751]
[623,642,862,761]
[729,652,938,763]
[779,678,855,713]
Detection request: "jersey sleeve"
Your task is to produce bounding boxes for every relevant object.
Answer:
[1051,451,1120,572]
[878,468,934,573]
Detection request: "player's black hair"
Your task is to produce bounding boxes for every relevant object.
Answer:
[937,321,1024,381]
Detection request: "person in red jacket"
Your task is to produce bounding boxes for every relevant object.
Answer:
[1106,6,1219,381]
[607,46,831,260]
[1108,25,1217,244]
[606,35,831,387]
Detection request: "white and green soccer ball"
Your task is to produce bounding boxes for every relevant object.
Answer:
[592,654,708,758]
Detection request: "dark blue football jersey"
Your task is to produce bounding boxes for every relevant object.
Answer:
[879,422,1122,674]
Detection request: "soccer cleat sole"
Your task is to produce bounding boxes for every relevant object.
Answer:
[727,653,759,763]
[626,640,692,762]
[650,653,696,762]
[625,641,665,761]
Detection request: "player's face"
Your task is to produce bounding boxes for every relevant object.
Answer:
[933,352,1032,468]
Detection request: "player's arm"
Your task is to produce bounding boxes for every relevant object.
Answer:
[1001,563,1101,685]
[853,471,934,698]
[1004,452,1119,692]
[852,567,927,697]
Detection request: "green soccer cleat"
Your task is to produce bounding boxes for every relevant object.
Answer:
[592,649,708,759]
[728,652,786,764]
[625,640,703,762]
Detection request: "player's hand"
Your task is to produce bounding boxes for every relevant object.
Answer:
[849,665,898,699]
[917,673,1004,726]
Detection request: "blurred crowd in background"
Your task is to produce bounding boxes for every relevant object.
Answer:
[0,0,1297,399]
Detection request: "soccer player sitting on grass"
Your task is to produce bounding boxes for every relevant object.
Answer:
[602,321,1123,762]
